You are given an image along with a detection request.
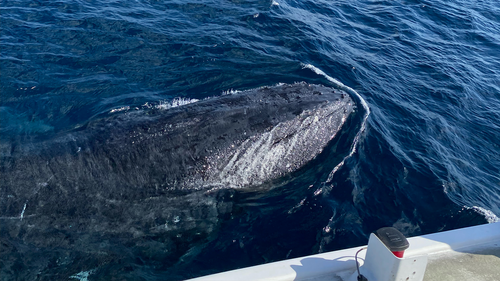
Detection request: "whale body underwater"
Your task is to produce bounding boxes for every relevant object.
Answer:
[0,82,356,279]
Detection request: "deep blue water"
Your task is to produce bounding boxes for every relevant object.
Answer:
[1,0,499,280]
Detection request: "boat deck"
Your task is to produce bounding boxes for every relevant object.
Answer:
[302,243,500,281]
[188,222,500,281]
[424,244,500,281]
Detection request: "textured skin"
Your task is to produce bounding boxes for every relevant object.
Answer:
[1,82,354,201]
[0,83,354,279]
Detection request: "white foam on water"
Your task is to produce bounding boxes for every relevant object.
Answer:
[20,203,26,221]
[109,106,130,113]
[301,66,499,227]
[468,206,499,223]
[301,63,371,182]
[156,97,199,110]
[222,89,240,95]
[69,269,96,281]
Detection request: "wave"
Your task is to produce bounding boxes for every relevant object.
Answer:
[301,64,370,182]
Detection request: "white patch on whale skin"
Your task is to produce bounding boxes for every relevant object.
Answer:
[204,100,352,188]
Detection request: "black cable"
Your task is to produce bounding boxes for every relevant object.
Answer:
[355,247,368,281]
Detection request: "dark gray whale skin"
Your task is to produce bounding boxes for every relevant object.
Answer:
[0,82,354,279]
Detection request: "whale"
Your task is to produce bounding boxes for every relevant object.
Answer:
[0,82,355,279]
[1,82,355,198]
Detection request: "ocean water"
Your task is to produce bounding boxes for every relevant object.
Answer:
[1,0,499,280]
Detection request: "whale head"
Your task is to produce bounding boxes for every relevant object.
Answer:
[185,82,356,189]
